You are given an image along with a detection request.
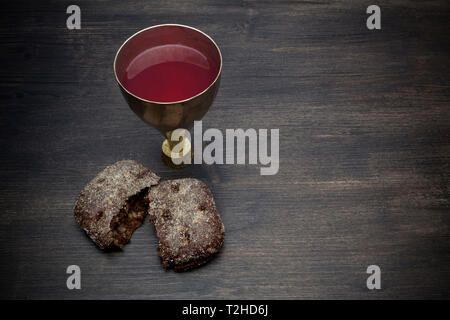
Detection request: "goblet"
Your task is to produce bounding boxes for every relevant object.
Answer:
[113,24,222,167]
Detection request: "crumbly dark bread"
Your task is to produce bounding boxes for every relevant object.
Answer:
[147,178,225,271]
[74,160,160,249]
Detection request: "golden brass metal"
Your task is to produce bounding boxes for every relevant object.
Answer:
[161,130,192,168]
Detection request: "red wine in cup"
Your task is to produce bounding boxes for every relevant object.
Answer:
[121,44,218,102]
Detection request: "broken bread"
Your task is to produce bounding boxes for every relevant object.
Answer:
[74,160,160,249]
[148,178,225,271]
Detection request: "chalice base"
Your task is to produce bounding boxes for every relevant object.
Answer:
[161,137,193,168]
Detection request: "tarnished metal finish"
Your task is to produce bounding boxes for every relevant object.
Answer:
[113,24,222,167]
[117,75,220,134]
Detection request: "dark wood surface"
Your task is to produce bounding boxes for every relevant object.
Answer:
[1,0,449,299]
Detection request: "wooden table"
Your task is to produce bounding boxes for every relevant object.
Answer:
[1,0,449,299]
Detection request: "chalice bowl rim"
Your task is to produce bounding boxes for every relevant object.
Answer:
[113,23,223,105]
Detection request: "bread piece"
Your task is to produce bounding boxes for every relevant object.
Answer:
[74,160,160,249]
[148,178,224,271]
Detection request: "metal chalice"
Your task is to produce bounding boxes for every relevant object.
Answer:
[113,24,222,167]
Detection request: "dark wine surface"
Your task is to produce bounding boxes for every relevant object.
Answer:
[121,44,218,102]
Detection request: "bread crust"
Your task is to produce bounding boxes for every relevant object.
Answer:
[148,178,225,271]
[74,160,160,249]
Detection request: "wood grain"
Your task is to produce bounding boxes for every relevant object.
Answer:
[0,0,449,299]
